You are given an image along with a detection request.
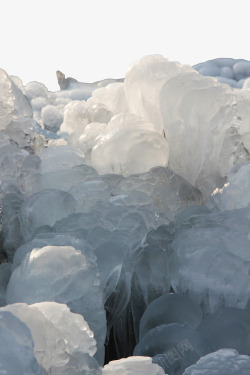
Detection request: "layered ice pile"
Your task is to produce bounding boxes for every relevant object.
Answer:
[0,55,250,374]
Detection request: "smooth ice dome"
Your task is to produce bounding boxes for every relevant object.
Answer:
[102,356,165,375]
[139,293,202,340]
[0,310,41,374]
[183,349,250,375]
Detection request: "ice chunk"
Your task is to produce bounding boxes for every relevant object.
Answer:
[19,189,77,241]
[206,162,250,211]
[234,89,250,153]
[69,179,110,212]
[124,55,194,133]
[91,127,169,177]
[183,349,250,375]
[24,81,49,100]
[113,167,202,221]
[90,82,128,115]
[160,70,248,197]
[87,101,113,124]
[60,100,89,133]
[39,145,84,173]
[169,206,250,314]
[1,302,100,374]
[134,323,209,375]
[102,356,165,375]
[41,104,63,132]
[0,310,41,374]
[139,294,202,340]
[197,307,250,355]
[6,245,106,365]
[68,122,108,160]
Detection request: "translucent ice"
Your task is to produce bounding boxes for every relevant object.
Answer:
[60,100,89,133]
[134,323,209,375]
[0,310,41,374]
[1,302,100,374]
[6,245,106,364]
[169,206,250,314]
[206,162,250,211]
[197,307,250,355]
[19,189,77,241]
[139,294,202,340]
[91,126,169,176]
[183,349,250,375]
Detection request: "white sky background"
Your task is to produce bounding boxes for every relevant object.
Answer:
[1,0,249,91]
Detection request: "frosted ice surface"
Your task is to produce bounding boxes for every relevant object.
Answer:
[113,167,202,221]
[124,55,193,133]
[169,206,250,314]
[234,89,250,153]
[0,310,41,374]
[68,121,108,159]
[89,82,128,115]
[41,104,63,132]
[69,179,110,212]
[102,356,165,375]
[60,100,89,133]
[87,101,113,123]
[1,302,100,374]
[6,245,106,364]
[19,189,77,241]
[32,168,87,194]
[197,307,250,355]
[183,349,250,375]
[11,79,33,120]
[39,145,85,173]
[24,81,49,100]
[139,294,202,340]
[206,162,250,211]
[160,70,248,197]
[17,154,41,196]
[134,323,209,375]
[91,127,169,176]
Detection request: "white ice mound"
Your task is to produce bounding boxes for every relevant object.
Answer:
[169,206,250,314]
[0,310,41,374]
[183,349,250,375]
[124,55,249,197]
[1,302,100,375]
[102,356,165,375]
[91,116,169,176]
[6,245,106,365]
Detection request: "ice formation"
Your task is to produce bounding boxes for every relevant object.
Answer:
[0,302,100,374]
[0,54,250,374]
